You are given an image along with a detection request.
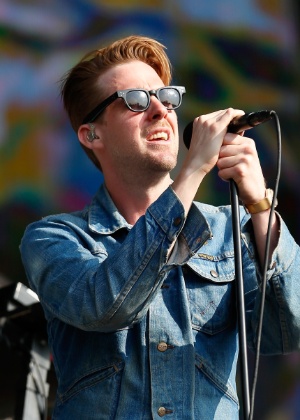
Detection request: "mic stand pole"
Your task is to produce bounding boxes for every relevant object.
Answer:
[230,179,250,420]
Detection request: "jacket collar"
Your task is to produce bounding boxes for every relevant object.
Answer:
[88,183,132,234]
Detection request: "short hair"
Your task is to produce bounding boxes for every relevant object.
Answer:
[60,35,172,170]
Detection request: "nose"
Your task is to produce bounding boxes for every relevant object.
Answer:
[147,95,168,120]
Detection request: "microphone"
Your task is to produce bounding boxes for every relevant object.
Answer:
[183,110,273,149]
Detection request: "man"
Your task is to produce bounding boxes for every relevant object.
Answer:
[20,35,300,419]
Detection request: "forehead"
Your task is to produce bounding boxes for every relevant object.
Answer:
[99,60,164,93]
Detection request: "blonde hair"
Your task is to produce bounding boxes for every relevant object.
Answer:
[60,35,172,170]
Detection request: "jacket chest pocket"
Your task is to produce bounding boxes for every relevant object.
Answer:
[185,252,236,335]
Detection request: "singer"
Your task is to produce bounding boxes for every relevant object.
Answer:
[20,35,300,419]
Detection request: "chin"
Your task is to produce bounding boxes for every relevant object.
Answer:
[152,157,177,173]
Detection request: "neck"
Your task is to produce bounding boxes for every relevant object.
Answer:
[105,172,172,225]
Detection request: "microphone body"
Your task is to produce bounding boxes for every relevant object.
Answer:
[183,110,273,149]
[227,110,273,133]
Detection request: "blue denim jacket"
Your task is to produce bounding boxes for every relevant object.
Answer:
[20,184,300,419]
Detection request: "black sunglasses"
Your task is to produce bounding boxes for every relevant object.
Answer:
[82,86,186,124]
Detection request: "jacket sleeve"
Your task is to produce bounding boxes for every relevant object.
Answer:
[20,187,209,333]
[242,211,300,354]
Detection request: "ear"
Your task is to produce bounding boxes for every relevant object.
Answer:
[78,124,101,149]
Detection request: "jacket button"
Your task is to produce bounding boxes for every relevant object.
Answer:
[210,269,218,278]
[157,342,168,352]
[158,407,166,417]
[173,217,182,226]
[157,407,173,416]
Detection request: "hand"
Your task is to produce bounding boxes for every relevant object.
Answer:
[173,108,248,215]
[186,108,245,176]
[217,132,266,204]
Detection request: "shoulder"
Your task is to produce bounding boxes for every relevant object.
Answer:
[21,207,89,246]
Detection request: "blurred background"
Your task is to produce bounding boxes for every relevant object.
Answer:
[0,0,299,418]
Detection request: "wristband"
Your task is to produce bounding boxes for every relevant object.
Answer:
[244,188,277,214]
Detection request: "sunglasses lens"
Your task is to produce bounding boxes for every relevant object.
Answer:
[126,90,149,111]
[159,88,180,109]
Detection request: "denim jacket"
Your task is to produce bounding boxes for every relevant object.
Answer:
[20,184,300,419]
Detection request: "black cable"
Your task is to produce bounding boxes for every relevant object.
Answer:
[249,111,282,420]
[230,180,251,418]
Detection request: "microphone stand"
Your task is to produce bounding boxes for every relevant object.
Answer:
[226,112,273,420]
[183,111,273,420]
[230,179,250,420]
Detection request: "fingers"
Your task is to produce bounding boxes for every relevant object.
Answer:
[186,108,266,204]
[218,135,257,172]
[218,135,256,159]
[192,108,244,131]
[184,108,246,176]
[217,135,266,203]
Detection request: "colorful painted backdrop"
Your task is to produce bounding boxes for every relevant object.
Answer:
[1,0,299,418]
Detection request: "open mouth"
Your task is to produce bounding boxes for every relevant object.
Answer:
[147,131,169,141]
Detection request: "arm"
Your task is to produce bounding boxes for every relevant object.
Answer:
[172,107,277,265]
[179,108,300,353]
[216,126,279,265]
[242,212,300,354]
[20,108,240,334]
[20,187,207,333]
[172,108,245,212]
[250,210,280,267]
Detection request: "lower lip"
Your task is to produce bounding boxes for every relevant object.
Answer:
[147,141,170,146]
[147,137,169,142]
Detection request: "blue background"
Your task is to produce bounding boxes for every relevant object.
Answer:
[0,1,299,418]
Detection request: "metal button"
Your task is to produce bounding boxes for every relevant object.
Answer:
[158,407,173,417]
[158,407,167,417]
[173,217,182,226]
[157,342,168,352]
[210,269,218,278]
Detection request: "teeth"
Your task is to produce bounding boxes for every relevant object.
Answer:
[148,132,168,141]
